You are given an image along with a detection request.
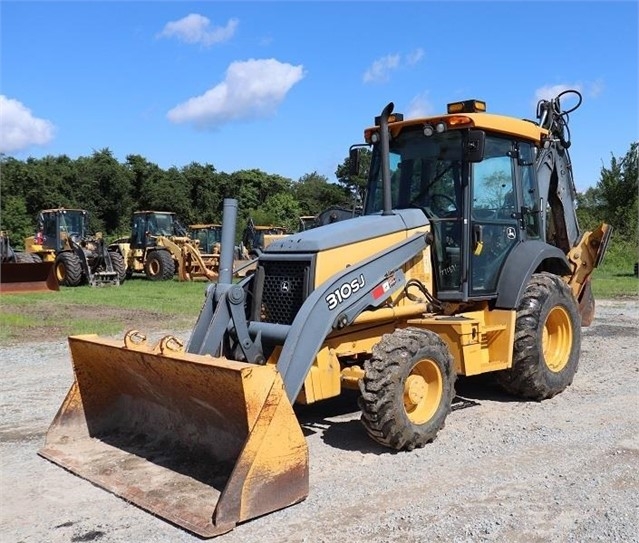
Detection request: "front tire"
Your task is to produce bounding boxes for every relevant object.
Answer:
[359,328,456,451]
[144,250,175,281]
[497,272,581,400]
[54,252,83,287]
[109,251,127,284]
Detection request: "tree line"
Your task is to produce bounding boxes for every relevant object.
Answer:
[1,143,635,264]
[0,149,368,247]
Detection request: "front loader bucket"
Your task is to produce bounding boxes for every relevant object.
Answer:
[39,332,309,538]
[0,261,59,294]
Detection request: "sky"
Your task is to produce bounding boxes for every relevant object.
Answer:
[1,1,637,193]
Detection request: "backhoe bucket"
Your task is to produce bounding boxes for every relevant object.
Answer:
[0,261,58,293]
[39,332,309,538]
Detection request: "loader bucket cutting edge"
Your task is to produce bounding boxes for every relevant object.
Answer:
[38,334,309,538]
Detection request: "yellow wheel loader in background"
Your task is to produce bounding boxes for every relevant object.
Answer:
[25,208,123,287]
[110,211,220,281]
[40,90,610,538]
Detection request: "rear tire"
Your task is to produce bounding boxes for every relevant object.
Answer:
[496,272,581,400]
[359,328,455,451]
[55,252,83,287]
[109,251,127,284]
[144,250,175,281]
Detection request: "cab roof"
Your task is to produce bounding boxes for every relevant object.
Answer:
[368,111,548,144]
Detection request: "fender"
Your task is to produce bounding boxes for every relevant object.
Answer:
[495,240,570,309]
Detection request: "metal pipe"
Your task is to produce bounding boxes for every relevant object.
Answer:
[379,102,395,216]
[219,199,238,285]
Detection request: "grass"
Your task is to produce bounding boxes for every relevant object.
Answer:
[591,238,639,299]
[591,268,638,299]
[1,249,636,344]
[0,277,210,343]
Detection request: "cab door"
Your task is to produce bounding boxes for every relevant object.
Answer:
[469,137,520,296]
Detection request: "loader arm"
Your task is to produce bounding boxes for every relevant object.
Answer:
[188,231,429,403]
[277,231,428,402]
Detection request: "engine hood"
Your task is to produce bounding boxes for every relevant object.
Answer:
[266,208,428,253]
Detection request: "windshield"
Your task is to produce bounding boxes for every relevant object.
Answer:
[365,128,465,293]
[148,213,175,236]
[364,129,463,218]
[60,211,87,236]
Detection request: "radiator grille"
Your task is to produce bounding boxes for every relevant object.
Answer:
[261,260,310,325]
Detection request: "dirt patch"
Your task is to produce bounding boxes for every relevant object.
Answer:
[1,301,196,345]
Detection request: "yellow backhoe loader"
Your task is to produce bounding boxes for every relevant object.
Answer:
[40,90,610,537]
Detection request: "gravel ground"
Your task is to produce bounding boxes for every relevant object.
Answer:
[1,299,637,543]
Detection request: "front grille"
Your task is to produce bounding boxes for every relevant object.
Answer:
[260,260,310,325]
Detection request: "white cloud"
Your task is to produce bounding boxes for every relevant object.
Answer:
[534,84,581,103]
[0,95,55,154]
[363,48,424,84]
[167,58,305,128]
[535,80,605,107]
[406,93,434,119]
[363,54,400,84]
[405,48,424,66]
[533,82,603,113]
[158,14,238,46]
[587,78,605,98]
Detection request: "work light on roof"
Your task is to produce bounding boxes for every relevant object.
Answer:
[447,99,487,114]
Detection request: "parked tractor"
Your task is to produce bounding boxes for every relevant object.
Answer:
[24,208,123,287]
[188,223,222,255]
[110,211,219,281]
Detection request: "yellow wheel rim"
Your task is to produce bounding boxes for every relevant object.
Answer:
[403,358,443,424]
[55,262,66,282]
[542,306,573,372]
[149,259,160,275]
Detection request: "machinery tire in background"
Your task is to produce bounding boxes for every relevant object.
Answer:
[496,272,581,400]
[109,251,127,284]
[144,249,175,281]
[54,252,84,287]
[359,328,456,451]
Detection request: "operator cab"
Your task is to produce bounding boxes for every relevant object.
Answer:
[131,211,187,249]
[358,100,542,302]
[38,209,89,251]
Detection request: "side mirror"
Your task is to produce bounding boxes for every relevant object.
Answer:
[464,130,485,163]
[349,147,361,176]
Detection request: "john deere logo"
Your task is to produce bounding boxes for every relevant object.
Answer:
[280,281,290,293]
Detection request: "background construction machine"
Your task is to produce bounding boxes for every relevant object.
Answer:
[24,208,123,287]
[188,223,222,254]
[40,90,610,538]
[298,206,362,232]
[110,211,219,281]
[0,231,59,293]
[241,218,289,257]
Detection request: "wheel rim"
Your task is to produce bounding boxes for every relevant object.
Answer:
[148,259,160,276]
[542,305,573,372]
[403,358,443,424]
[55,262,66,282]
